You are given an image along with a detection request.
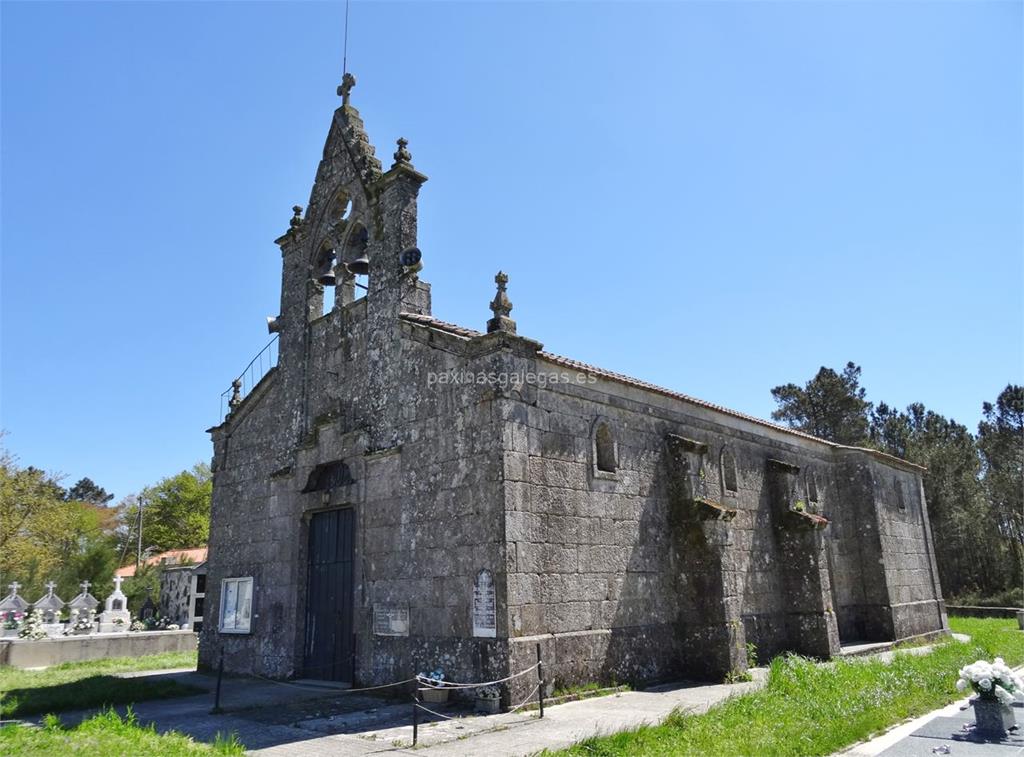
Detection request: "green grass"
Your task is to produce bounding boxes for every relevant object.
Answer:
[0,708,243,756]
[551,617,1024,757]
[0,651,201,717]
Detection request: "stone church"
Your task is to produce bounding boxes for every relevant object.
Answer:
[200,75,948,698]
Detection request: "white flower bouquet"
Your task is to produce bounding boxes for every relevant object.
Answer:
[66,608,96,633]
[956,658,1024,706]
[18,609,48,640]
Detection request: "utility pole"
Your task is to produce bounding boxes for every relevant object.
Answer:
[136,497,143,569]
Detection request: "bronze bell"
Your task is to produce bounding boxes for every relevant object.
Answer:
[347,254,370,276]
[316,267,337,286]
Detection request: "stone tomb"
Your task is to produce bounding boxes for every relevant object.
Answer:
[68,580,100,634]
[0,582,29,619]
[34,582,66,637]
[99,576,131,633]
[0,582,28,636]
[139,594,157,621]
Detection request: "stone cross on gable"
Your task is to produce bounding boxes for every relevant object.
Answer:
[7,582,20,595]
[337,72,356,105]
[113,575,124,592]
[80,580,91,594]
[45,581,56,595]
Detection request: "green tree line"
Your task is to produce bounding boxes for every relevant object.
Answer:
[0,443,212,605]
[772,364,1023,604]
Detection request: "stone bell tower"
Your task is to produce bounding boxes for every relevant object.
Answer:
[270,74,432,453]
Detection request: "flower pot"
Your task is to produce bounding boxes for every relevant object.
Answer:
[972,696,1016,738]
[475,697,500,714]
[421,688,449,704]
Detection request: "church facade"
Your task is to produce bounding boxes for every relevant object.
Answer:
[200,76,948,698]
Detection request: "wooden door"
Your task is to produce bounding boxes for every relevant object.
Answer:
[303,508,354,681]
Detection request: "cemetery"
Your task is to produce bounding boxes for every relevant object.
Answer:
[0,578,196,669]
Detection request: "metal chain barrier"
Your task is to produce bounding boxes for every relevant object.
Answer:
[211,643,549,752]
[411,700,459,721]
[250,672,417,693]
[507,683,541,714]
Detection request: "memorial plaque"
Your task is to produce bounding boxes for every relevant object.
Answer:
[373,604,410,636]
[472,569,497,638]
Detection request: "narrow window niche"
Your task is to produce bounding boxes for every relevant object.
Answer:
[894,477,906,511]
[593,419,618,478]
[721,447,739,495]
[331,191,352,224]
[806,471,819,503]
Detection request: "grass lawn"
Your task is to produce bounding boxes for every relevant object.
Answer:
[0,709,243,756]
[0,650,201,718]
[553,617,1024,756]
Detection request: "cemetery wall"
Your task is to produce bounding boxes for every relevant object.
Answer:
[0,630,196,669]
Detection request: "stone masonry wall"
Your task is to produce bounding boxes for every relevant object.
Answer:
[872,460,948,638]
[202,304,515,687]
[501,355,945,699]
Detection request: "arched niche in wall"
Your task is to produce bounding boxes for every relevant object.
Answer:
[592,417,618,478]
[806,470,819,504]
[720,447,739,495]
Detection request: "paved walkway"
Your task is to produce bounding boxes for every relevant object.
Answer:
[26,634,1000,757]
[27,667,768,755]
[841,699,1023,756]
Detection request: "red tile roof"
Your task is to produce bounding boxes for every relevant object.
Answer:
[115,547,208,577]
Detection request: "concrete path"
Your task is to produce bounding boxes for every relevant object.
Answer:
[25,667,767,756]
[840,699,1024,757]
[21,635,966,756]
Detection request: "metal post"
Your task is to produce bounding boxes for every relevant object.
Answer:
[536,642,544,718]
[136,497,143,569]
[412,682,420,746]
[211,651,224,714]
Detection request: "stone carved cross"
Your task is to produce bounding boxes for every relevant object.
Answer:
[7,582,20,595]
[337,72,356,105]
[80,580,91,594]
[113,575,124,593]
[45,581,56,595]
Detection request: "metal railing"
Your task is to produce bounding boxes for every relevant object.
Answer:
[219,335,279,420]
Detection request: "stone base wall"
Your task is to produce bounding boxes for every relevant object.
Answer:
[357,635,510,691]
[892,599,948,638]
[0,630,196,669]
[508,626,685,701]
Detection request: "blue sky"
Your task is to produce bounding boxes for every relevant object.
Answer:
[2,1,1020,502]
